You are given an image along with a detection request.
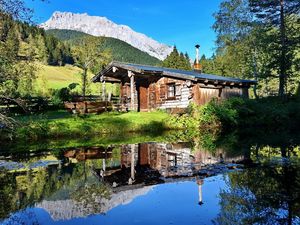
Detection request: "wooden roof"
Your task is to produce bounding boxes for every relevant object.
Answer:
[92,61,257,86]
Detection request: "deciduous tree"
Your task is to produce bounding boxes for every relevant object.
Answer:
[72,36,111,98]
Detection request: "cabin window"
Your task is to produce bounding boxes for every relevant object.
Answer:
[175,85,181,96]
[167,83,176,99]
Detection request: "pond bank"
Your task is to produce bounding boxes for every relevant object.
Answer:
[12,111,178,141]
[2,96,300,142]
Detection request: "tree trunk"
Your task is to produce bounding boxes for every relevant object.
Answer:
[279,0,287,97]
[252,51,259,99]
[280,146,287,158]
[82,68,88,114]
[82,68,87,98]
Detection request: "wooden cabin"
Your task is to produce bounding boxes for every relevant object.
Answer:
[92,61,256,112]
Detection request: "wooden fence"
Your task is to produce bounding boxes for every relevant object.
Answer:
[0,95,125,115]
[64,95,125,114]
[0,97,52,115]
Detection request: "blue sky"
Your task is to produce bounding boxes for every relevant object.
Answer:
[25,0,223,59]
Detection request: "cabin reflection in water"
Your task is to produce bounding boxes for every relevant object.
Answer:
[0,142,246,223]
[64,142,243,187]
[33,142,243,220]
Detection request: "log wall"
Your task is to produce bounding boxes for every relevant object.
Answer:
[193,84,249,106]
[153,77,193,110]
[118,75,249,111]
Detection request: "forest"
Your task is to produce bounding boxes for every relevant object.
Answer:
[0,13,162,98]
[1,0,298,100]
[149,0,300,98]
[201,0,300,97]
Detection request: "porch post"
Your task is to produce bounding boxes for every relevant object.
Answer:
[102,159,106,171]
[119,83,122,104]
[129,144,135,185]
[128,71,135,111]
[101,75,106,101]
[102,81,106,101]
[131,144,135,181]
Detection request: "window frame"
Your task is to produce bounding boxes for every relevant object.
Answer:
[167,83,176,100]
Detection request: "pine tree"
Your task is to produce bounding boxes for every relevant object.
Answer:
[5,26,19,59]
[179,52,186,69]
[162,46,192,70]
[0,25,19,83]
[45,35,57,65]
[162,46,180,69]
[0,13,14,41]
[35,34,48,64]
[54,42,64,66]
[249,0,300,96]
[185,52,190,62]
[27,33,37,60]
[179,52,192,70]
[184,52,192,69]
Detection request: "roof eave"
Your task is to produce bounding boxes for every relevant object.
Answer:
[162,71,197,81]
[92,61,122,82]
[92,61,258,85]
[197,78,257,86]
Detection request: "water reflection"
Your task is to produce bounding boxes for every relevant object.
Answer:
[0,142,243,223]
[0,136,300,224]
[215,160,300,225]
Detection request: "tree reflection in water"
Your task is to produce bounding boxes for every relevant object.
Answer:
[1,131,300,224]
[0,141,242,222]
[215,158,300,225]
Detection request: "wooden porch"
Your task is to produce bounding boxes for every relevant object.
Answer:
[64,95,128,114]
[95,66,162,112]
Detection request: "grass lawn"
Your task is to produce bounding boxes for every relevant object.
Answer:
[15,110,177,141]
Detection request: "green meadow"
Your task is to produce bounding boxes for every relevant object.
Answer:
[34,63,116,96]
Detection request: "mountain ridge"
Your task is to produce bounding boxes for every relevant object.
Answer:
[46,29,161,66]
[40,11,173,60]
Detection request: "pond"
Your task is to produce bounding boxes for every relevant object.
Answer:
[0,132,300,225]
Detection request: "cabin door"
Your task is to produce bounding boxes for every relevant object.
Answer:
[139,143,149,165]
[138,84,149,112]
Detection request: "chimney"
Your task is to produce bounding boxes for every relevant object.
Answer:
[194,44,202,73]
[197,179,204,205]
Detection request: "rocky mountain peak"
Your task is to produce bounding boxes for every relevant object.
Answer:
[40,11,173,60]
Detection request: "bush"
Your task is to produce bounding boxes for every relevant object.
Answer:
[183,97,300,132]
[51,87,72,107]
[185,99,240,130]
[200,99,239,129]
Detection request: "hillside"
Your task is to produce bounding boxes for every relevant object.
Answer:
[35,64,82,90]
[34,63,115,95]
[46,29,161,66]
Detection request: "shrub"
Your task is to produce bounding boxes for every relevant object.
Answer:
[186,99,240,130]
[185,96,300,132]
[51,87,72,107]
